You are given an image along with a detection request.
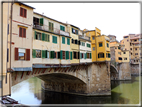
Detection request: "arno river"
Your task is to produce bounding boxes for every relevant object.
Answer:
[10,75,141,106]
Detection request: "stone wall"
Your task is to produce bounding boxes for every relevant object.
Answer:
[131,64,140,75]
[118,62,131,80]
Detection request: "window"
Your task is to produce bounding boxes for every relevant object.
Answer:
[15,48,30,60]
[135,48,137,50]
[62,37,65,44]
[60,25,65,31]
[118,57,122,60]
[36,50,41,58]
[134,40,137,42]
[45,34,50,42]
[92,36,95,40]
[124,58,127,60]
[52,36,57,44]
[107,43,109,47]
[131,53,132,55]
[41,50,50,58]
[33,17,39,25]
[78,40,80,45]
[75,40,78,44]
[130,48,132,50]
[108,53,110,58]
[123,52,126,54]
[135,53,138,55]
[87,43,91,48]
[20,7,27,18]
[87,53,90,58]
[18,48,25,60]
[49,22,54,32]
[35,31,41,40]
[82,42,85,46]
[73,51,77,59]
[127,39,129,42]
[72,28,78,35]
[81,53,84,59]
[124,36,128,38]
[98,53,104,58]
[72,39,74,43]
[118,47,121,49]
[93,47,95,51]
[46,51,50,58]
[118,52,121,55]
[19,27,26,38]
[99,43,102,47]
[67,38,70,45]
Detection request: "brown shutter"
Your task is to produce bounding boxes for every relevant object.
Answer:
[20,7,22,16]
[23,28,26,38]
[19,27,22,37]
[15,47,18,60]
[24,9,27,18]
[26,49,30,60]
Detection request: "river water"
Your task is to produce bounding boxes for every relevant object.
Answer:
[10,76,141,105]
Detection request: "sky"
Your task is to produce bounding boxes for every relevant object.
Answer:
[25,2,140,41]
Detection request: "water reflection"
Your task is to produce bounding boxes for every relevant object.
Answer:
[10,76,140,105]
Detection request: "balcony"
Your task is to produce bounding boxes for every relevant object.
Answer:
[33,23,69,37]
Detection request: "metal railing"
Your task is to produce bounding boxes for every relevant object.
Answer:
[33,22,69,37]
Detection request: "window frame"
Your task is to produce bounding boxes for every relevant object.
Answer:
[20,7,27,18]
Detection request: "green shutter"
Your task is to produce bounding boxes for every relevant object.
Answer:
[40,18,44,26]
[60,50,63,59]
[52,23,54,31]
[34,31,36,39]
[90,53,92,59]
[45,34,47,41]
[85,53,87,59]
[55,36,57,43]
[67,38,70,45]
[42,50,45,58]
[70,52,72,60]
[42,33,45,41]
[62,37,65,44]
[66,51,68,59]
[47,35,50,42]
[32,49,36,58]
[52,36,54,43]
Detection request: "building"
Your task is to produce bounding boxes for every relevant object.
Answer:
[32,12,71,68]
[79,30,92,64]
[107,35,116,42]
[2,1,34,96]
[85,28,111,62]
[108,36,130,64]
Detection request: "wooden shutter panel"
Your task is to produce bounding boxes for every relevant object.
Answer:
[40,18,44,26]
[19,27,22,37]
[60,50,62,59]
[60,25,62,30]
[24,9,27,18]
[42,33,45,41]
[70,52,72,60]
[42,50,45,58]
[26,49,30,60]
[20,7,23,16]
[48,35,50,42]
[34,31,36,39]
[15,47,18,60]
[32,49,36,58]
[90,53,92,59]
[52,23,54,31]
[23,28,26,38]
[66,51,67,59]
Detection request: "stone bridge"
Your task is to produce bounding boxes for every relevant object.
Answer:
[10,62,111,96]
[110,62,131,80]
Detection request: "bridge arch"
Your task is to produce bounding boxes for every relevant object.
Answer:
[11,67,87,86]
[110,64,118,80]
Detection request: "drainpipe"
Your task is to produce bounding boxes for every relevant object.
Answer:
[10,1,13,72]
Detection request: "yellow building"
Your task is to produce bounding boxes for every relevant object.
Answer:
[85,27,110,62]
[69,25,80,65]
